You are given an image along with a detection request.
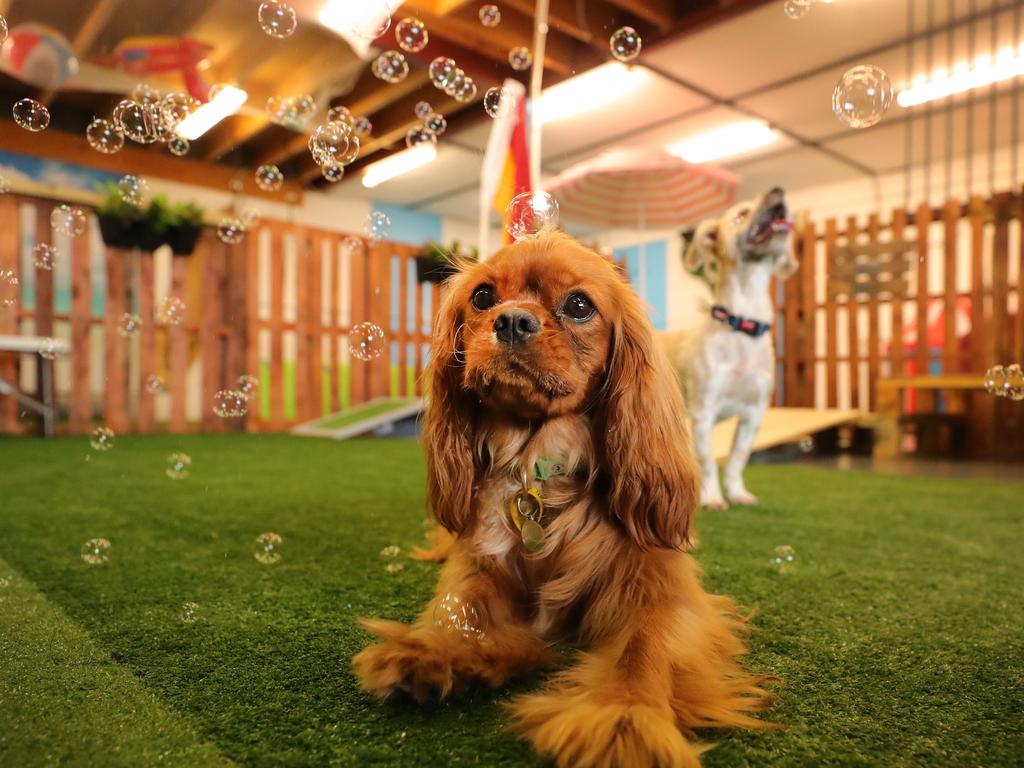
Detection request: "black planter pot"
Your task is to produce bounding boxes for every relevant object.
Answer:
[415,255,459,284]
[166,225,202,256]
[97,214,137,249]
[134,220,167,252]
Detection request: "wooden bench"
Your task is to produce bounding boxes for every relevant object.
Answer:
[873,374,986,459]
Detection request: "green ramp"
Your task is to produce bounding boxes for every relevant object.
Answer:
[291,397,424,440]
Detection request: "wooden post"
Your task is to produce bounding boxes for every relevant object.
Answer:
[294,227,310,425]
[34,204,55,411]
[800,219,816,407]
[941,199,960,378]
[914,203,934,414]
[0,197,19,433]
[866,213,881,411]
[349,238,368,406]
[844,216,860,410]
[103,248,130,433]
[307,231,323,419]
[200,240,224,432]
[890,208,907,385]
[243,226,262,432]
[136,250,156,432]
[168,255,188,432]
[269,225,285,430]
[967,196,992,456]
[823,218,839,409]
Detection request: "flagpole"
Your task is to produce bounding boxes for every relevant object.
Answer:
[529,0,550,190]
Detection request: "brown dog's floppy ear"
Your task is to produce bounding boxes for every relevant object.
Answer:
[594,283,700,550]
[422,277,477,535]
[683,219,722,289]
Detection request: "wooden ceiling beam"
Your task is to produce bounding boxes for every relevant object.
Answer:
[501,0,626,45]
[0,120,303,203]
[40,0,127,106]
[605,0,674,29]
[401,0,579,76]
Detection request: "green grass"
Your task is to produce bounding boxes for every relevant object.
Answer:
[314,398,420,430]
[0,434,1021,767]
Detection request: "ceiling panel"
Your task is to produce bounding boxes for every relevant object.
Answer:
[728,145,865,201]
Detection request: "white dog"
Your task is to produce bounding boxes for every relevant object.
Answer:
[663,188,797,509]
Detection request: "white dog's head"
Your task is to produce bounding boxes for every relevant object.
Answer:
[685,187,798,290]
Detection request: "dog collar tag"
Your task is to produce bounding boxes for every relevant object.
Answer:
[509,488,544,530]
[521,520,544,552]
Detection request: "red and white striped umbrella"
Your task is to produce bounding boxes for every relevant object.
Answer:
[545,147,738,230]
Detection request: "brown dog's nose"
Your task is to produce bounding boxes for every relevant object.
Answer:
[494,309,540,345]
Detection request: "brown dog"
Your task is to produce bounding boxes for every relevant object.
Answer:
[353,231,772,767]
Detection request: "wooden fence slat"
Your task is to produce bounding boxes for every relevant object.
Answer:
[371,241,391,401]
[327,237,340,414]
[200,241,223,432]
[398,247,409,398]
[942,199,960,377]
[104,247,130,434]
[890,208,907,383]
[823,219,838,408]
[1018,188,1024,368]
[800,218,816,407]
[269,226,285,429]
[226,236,247,401]
[243,227,262,432]
[914,203,931,382]
[167,255,189,432]
[349,238,368,406]
[307,231,323,419]
[0,198,19,432]
[34,204,55,415]
[294,228,310,424]
[414,266,425,395]
[782,233,800,407]
[966,196,992,455]
[844,216,860,410]
[866,213,881,411]
[136,251,156,432]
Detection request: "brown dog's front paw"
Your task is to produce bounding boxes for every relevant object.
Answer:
[509,687,702,768]
[352,620,462,702]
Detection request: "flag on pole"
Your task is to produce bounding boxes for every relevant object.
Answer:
[478,79,531,256]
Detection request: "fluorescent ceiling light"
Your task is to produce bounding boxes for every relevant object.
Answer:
[362,144,437,188]
[319,0,404,58]
[897,45,1024,108]
[176,85,247,140]
[537,62,649,124]
[667,120,779,163]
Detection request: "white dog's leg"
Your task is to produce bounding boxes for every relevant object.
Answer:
[691,413,727,509]
[723,403,766,506]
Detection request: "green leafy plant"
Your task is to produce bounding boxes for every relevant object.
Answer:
[169,201,204,229]
[421,240,479,266]
[94,181,139,221]
[146,195,174,233]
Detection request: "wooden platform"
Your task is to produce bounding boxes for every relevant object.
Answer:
[712,407,862,461]
[291,398,424,441]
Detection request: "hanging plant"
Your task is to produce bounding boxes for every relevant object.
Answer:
[414,240,478,284]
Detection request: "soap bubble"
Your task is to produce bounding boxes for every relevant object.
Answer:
[428,57,458,88]
[160,92,200,129]
[610,26,642,62]
[380,545,401,558]
[1004,364,1024,401]
[130,83,162,106]
[984,365,1007,396]
[832,65,893,129]
[504,191,560,241]
[423,112,447,136]
[350,321,386,361]
[771,544,796,573]
[396,17,429,53]
[326,105,354,127]
[385,562,404,573]
[166,452,192,480]
[258,0,297,38]
[454,78,478,103]
[12,98,49,132]
[365,211,390,243]
[433,592,487,639]
[119,312,142,337]
[218,218,246,245]
[321,164,345,183]
[157,296,186,325]
[784,0,811,19]
[86,119,124,154]
[415,100,434,120]
[798,435,815,453]
[52,205,88,237]
[0,175,8,194]
[168,136,190,156]
[39,337,59,360]
[255,164,284,192]
[90,426,115,451]
[483,86,514,118]
[33,243,57,271]
[309,121,353,168]
[406,125,437,149]
[118,175,147,207]
[509,47,532,71]
[352,6,391,39]
[479,4,501,27]
[254,532,284,565]
[0,15,6,44]
[180,601,199,622]
[145,374,167,393]
[237,374,260,397]
[113,99,156,144]
[354,116,373,136]
[0,269,18,308]
[372,51,409,84]
[81,538,111,565]
[213,389,249,417]
[267,94,317,129]
[341,236,365,257]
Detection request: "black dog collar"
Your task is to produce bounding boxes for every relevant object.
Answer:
[710,305,772,338]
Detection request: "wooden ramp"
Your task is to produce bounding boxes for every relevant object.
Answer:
[712,407,861,461]
[291,397,424,440]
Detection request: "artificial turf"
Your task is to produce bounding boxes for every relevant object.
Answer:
[0,434,1021,768]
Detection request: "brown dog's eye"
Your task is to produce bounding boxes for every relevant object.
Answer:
[471,284,496,310]
[562,292,595,322]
